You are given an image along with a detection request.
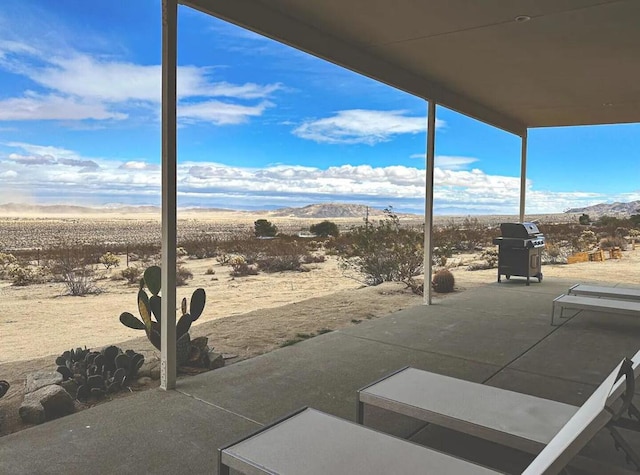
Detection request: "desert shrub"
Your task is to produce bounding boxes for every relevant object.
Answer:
[614,227,629,238]
[254,219,278,237]
[302,254,326,264]
[120,266,142,284]
[216,252,232,265]
[310,221,339,237]
[229,256,258,277]
[339,207,423,285]
[323,234,355,255]
[180,234,219,259]
[432,246,452,266]
[432,269,455,293]
[574,230,598,252]
[205,267,215,275]
[9,264,38,286]
[253,240,306,273]
[481,249,498,268]
[592,215,634,236]
[467,250,498,271]
[542,243,563,264]
[542,223,583,247]
[99,252,120,270]
[599,236,627,250]
[257,254,302,272]
[0,252,17,279]
[0,252,17,269]
[431,218,493,252]
[62,267,101,296]
[176,264,193,286]
[578,213,590,225]
[458,217,489,250]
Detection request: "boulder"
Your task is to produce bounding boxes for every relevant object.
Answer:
[208,352,225,370]
[20,385,75,424]
[137,376,153,386]
[138,358,160,380]
[60,379,79,399]
[25,371,63,393]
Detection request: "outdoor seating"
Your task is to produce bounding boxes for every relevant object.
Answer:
[567,284,640,302]
[219,358,637,474]
[357,351,640,474]
[551,294,640,325]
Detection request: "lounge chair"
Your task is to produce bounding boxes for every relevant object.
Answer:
[551,294,640,325]
[567,284,640,302]
[219,358,636,474]
[357,351,640,474]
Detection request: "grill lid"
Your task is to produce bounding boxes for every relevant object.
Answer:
[500,222,541,238]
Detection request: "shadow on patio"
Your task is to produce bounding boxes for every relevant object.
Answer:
[1,277,639,474]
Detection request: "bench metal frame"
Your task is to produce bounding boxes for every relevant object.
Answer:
[567,284,640,302]
[552,293,640,326]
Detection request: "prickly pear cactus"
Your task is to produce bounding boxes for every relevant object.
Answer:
[0,380,9,399]
[55,345,144,402]
[118,265,206,360]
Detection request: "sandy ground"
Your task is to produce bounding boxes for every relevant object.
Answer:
[0,255,366,363]
[1,244,638,438]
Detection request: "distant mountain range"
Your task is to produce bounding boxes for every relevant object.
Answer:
[268,203,388,218]
[565,200,640,217]
[0,202,403,219]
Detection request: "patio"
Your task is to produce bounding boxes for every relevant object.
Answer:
[1,276,638,473]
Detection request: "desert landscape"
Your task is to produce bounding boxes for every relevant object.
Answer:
[0,203,638,437]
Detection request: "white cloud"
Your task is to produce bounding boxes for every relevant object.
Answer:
[0,92,126,121]
[120,161,159,171]
[411,154,479,171]
[293,110,444,145]
[5,144,99,169]
[0,170,18,178]
[179,100,272,125]
[8,153,56,165]
[0,40,279,124]
[0,142,625,215]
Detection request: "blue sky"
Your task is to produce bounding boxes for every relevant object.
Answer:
[0,1,638,215]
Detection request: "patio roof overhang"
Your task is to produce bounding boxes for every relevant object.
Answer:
[160,0,640,388]
[181,0,640,137]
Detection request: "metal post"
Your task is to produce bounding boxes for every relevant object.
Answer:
[519,130,528,222]
[161,0,178,390]
[423,101,436,305]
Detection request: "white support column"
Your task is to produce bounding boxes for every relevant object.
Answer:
[161,0,178,390]
[519,130,528,222]
[423,101,436,305]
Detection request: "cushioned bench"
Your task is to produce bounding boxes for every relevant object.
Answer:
[552,293,640,325]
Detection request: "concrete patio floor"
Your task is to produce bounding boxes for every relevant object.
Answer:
[1,277,639,474]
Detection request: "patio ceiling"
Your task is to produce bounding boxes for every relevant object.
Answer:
[181,0,640,137]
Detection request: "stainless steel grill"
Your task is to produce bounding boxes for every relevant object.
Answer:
[492,222,545,285]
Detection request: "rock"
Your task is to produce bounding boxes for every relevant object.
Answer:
[137,377,153,386]
[20,385,74,424]
[138,358,160,380]
[208,352,225,370]
[60,379,79,399]
[25,371,63,394]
